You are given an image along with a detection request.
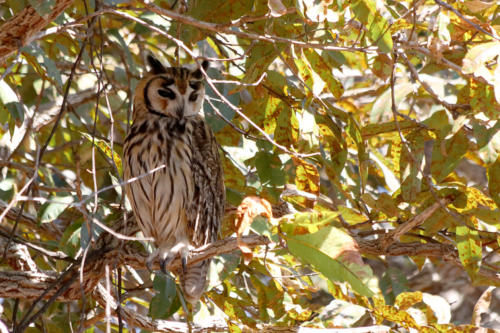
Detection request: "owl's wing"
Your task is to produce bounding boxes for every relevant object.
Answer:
[187,117,225,247]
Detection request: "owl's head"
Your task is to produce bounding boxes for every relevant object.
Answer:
[134,55,209,119]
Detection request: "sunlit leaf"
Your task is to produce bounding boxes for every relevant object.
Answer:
[371,82,414,123]
[285,226,376,297]
[487,156,500,208]
[81,132,122,174]
[280,211,341,235]
[431,128,468,183]
[456,224,482,279]
[292,157,320,208]
[303,49,344,99]
[350,0,393,53]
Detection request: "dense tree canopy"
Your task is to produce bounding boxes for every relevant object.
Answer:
[0,0,499,332]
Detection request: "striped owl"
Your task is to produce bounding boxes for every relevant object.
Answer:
[123,55,225,304]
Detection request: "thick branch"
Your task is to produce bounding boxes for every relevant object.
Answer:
[0,0,75,64]
[0,229,270,301]
[119,234,271,272]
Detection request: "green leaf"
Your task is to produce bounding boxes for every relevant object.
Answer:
[58,219,82,258]
[380,267,410,305]
[303,49,344,99]
[274,104,299,147]
[81,132,122,174]
[243,42,279,84]
[262,96,282,134]
[80,219,104,249]
[149,274,181,319]
[430,128,468,182]
[4,101,24,124]
[250,273,285,321]
[350,0,393,53]
[28,0,55,17]
[38,195,73,223]
[487,157,500,208]
[204,67,238,132]
[371,53,393,80]
[469,80,500,119]
[295,48,325,96]
[189,0,254,23]
[42,54,63,88]
[456,224,482,279]
[285,226,376,297]
[423,110,452,136]
[280,211,341,235]
[400,130,426,202]
[255,151,286,186]
[347,116,369,192]
[0,81,24,123]
[293,157,320,207]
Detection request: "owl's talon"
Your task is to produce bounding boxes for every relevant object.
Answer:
[160,256,175,274]
[146,260,154,273]
[181,257,187,275]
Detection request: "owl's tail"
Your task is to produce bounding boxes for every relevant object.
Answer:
[181,259,209,305]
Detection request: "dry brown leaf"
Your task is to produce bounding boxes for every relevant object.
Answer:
[336,240,364,266]
[234,196,273,264]
[471,286,495,326]
[268,0,287,17]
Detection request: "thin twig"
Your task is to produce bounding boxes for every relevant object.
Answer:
[138,1,377,53]
[399,51,470,114]
[434,0,500,41]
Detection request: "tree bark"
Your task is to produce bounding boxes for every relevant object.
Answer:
[0,0,75,64]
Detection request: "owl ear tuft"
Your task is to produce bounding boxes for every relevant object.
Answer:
[201,60,209,71]
[191,60,209,79]
[146,54,166,74]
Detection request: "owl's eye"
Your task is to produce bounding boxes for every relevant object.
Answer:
[158,88,175,99]
[189,81,202,90]
[189,92,198,102]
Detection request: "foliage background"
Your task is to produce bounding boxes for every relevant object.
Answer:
[0,0,499,332]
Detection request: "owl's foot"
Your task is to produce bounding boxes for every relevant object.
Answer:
[160,254,178,274]
[158,241,191,275]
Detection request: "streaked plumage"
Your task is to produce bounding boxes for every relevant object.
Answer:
[123,55,225,304]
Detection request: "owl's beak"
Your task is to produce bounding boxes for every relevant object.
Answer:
[175,105,184,119]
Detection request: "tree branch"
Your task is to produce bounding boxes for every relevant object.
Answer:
[138,1,375,53]
[379,199,449,251]
[0,0,76,64]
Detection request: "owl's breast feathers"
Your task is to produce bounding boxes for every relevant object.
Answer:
[124,115,192,246]
[123,115,224,247]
